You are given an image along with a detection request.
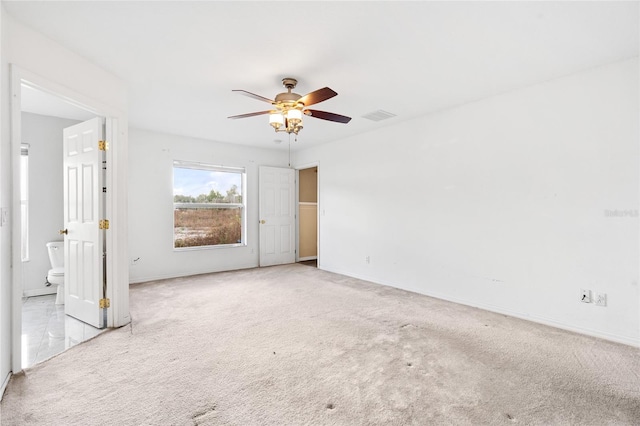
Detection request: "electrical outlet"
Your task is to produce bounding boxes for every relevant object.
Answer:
[594,292,607,307]
[580,289,591,303]
[365,256,370,264]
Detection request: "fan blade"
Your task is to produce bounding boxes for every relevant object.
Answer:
[228,110,272,119]
[232,89,274,104]
[297,87,337,107]
[305,109,351,123]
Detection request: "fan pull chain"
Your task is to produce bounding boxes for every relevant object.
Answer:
[288,133,291,167]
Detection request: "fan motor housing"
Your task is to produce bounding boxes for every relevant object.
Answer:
[275,92,301,104]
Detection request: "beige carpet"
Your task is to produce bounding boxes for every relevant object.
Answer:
[2,264,639,425]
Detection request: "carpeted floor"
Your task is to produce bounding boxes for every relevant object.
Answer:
[1,264,639,425]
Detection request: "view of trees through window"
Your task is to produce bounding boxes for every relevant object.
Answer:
[173,183,242,204]
[173,162,245,248]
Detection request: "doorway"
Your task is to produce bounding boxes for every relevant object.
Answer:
[10,66,129,374]
[18,87,105,368]
[297,165,318,266]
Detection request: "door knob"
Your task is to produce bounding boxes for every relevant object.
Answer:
[260,220,266,224]
[59,229,68,235]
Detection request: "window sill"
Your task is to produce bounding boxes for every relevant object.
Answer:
[173,243,246,252]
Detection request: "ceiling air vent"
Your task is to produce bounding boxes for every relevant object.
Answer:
[361,110,397,122]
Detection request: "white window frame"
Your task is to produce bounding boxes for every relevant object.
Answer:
[173,160,247,250]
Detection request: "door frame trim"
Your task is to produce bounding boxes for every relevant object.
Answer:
[294,161,320,266]
[10,65,130,373]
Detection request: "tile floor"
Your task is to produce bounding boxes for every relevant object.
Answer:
[22,294,105,369]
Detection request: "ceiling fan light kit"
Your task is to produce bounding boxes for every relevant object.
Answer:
[229,77,352,138]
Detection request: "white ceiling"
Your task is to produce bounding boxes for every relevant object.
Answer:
[4,1,638,150]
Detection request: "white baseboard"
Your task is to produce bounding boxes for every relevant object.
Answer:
[298,256,317,262]
[322,266,640,348]
[129,263,259,284]
[0,372,10,401]
[23,287,56,297]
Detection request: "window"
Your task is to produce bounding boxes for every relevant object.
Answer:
[20,143,29,261]
[173,161,246,249]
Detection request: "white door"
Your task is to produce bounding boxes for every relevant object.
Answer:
[259,166,295,267]
[63,117,104,328]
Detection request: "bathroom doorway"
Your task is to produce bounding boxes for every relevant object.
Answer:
[297,165,319,267]
[10,66,130,375]
[17,84,105,368]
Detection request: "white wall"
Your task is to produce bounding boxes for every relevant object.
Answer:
[295,58,640,346]
[1,9,128,386]
[128,128,288,283]
[0,2,9,394]
[21,112,80,296]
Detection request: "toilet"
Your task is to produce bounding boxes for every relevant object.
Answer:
[46,241,65,305]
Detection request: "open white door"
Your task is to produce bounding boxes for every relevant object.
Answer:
[259,166,295,267]
[63,117,105,328]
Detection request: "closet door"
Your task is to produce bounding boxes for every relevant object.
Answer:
[259,166,295,267]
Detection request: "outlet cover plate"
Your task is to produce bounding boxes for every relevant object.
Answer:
[594,292,607,307]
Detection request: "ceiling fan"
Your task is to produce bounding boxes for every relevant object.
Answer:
[228,78,351,136]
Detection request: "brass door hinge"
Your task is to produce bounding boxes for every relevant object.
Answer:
[98,140,109,151]
[99,298,110,308]
[99,219,110,230]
